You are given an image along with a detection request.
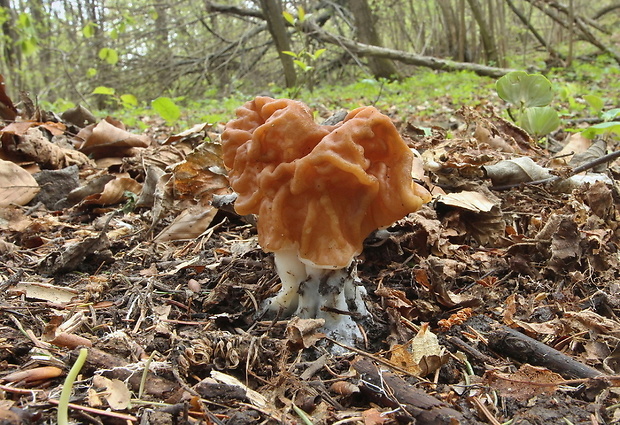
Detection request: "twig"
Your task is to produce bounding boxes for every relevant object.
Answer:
[491,150,620,191]
[48,399,137,422]
[324,337,424,378]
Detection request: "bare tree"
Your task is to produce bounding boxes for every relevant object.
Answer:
[259,0,296,88]
[346,0,399,79]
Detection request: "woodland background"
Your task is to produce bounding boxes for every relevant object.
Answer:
[2,1,620,425]
[1,0,619,120]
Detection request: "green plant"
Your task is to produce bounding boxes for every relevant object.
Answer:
[57,348,88,425]
[281,6,328,97]
[496,71,560,140]
[581,108,620,140]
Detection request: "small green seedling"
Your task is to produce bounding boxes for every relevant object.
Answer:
[496,71,560,140]
[581,108,620,140]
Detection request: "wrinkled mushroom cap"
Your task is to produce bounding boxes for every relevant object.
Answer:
[222,97,430,268]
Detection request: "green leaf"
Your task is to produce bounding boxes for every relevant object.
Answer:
[98,47,119,65]
[86,68,97,77]
[152,97,181,123]
[92,86,115,95]
[602,108,620,121]
[82,22,96,38]
[311,48,327,60]
[496,71,553,108]
[297,6,306,23]
[281,50,298,58]
[17,12,32,29]
[20,38,38,56]
[583,94,604,113]
[282,11,295,26]
[120,94,138,107]
[582,121,620,139]
[520,106,560,138]
[293,60,312,72]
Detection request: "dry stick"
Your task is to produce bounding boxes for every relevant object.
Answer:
[487,325,602,379]
[48,399,138,422]
[490,150,620,191]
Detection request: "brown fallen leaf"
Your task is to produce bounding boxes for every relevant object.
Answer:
[153,206,218,242]
[285,317,326,350]
[0,74,17,121]
[92,375,132,410]
[0,159,39,207]
[75,118,151,158]
[484,364,564,400]
[81,176,142,206]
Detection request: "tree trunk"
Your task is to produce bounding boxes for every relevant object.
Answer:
[346,0,399,79]
[466,0,498,64]
[505,0,563,64]
[0,0,21,87]
[259,0,296,88]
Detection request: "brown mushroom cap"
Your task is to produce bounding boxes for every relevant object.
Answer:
[222,97,431,268]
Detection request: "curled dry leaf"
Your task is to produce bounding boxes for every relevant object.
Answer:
[389,323,446,377]
[81,177,142,206]
[75,118,151,159]
[330,380,360,396]
[92,375,132,410]
[0,159,39,207]
[173,141,230,205]
[1,126,87,169]
[0,73,18,121]
[483,156,552,186]
[285,317,326,349]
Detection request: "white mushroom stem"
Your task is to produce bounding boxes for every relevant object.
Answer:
[265,249,368,345]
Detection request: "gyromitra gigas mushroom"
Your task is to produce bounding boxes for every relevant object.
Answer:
[222,97,430,344]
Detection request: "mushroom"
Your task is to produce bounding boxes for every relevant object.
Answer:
[221,97,431,344]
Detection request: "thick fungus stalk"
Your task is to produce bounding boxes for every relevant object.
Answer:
[268,249,367,344]
[221,97,431,345]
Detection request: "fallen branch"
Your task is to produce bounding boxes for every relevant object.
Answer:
[301,21,517,78]
[487,325,602,379]
[352,357,465,424]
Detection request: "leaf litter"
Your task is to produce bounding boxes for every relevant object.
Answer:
[1,85,620,424]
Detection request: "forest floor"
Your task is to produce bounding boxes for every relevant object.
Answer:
[1,76,620,425]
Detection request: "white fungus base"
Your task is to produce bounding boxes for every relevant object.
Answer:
[264,249,368,347]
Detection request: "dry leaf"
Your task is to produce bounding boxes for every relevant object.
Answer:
[551,133,591,167]
[286,317,326,349]
[388,323,446,377]
[362,408,391,425]
[483,157,552,186]
[485,364,564,399]
[210,370,267,409]
[330,381,360,395]
[92,375,132,410]
[81,177,142,206]
[0,159,39,207]
[154,206,218,242]
[437,191,495,213]
[11,281,79,304]
[75,118,150,158]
